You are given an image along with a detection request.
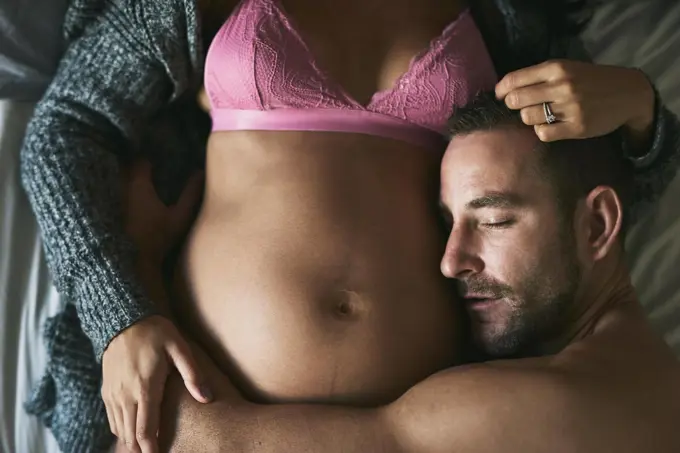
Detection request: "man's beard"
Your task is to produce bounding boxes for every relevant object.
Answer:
[460,229,582,359]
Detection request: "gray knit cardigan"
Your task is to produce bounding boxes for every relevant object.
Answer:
[19,0,680,451]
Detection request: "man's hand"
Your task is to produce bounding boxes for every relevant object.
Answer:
[121,160,204,264]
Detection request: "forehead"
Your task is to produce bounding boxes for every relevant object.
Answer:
[441,127,547,203]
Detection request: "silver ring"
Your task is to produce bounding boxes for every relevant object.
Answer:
[543,102,557,125]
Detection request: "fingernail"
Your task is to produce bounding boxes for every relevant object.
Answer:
[200,385,213,401]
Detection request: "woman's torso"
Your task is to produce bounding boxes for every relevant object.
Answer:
[176,0,484,405]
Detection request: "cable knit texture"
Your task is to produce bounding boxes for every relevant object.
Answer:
[20,0,680,451]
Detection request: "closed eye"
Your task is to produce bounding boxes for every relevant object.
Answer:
[482,219,515,229]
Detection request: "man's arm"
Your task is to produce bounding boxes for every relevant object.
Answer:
[160,373,388,453]
[159,348,627,453]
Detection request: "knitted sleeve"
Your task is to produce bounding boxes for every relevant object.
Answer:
[20,0,202,360]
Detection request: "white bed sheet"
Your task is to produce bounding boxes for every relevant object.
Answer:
[0,100,61,453]
[1,2,680,453]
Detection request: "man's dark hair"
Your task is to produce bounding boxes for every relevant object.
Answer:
[448,92,635,229]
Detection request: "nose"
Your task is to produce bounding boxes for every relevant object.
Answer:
[440,225,484,279]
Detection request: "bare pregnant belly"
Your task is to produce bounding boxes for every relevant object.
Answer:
[174,131,460,405]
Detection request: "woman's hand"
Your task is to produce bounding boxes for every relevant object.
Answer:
[105,160,209,453]
[157,343,246,453]
[495,60,656,145]
[103,315,214,453]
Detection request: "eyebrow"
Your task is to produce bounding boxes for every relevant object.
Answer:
[438,191,526,217]
[466,192,524,210]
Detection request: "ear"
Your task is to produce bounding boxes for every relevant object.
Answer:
[583,186,623,261]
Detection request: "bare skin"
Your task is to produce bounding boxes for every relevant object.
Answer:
[156,127,680,453]
[112,1,471,449]
[175,131,460,405]
[174,0,467,405]
[110,1,661,451]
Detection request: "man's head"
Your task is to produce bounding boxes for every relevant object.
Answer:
[440,93,634,358]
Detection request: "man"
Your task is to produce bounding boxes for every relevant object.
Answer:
[156,93,680,452]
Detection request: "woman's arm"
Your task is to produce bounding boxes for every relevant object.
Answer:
[625,91,680,221]
[20,0,201,360]
[475,0,680,221]
[545,9,680,221]
[21,3,210,450]
[543,39,680,222]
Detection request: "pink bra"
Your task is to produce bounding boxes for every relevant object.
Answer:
[205,0,497,148]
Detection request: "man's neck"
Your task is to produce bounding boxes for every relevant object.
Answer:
[542,257,638,355]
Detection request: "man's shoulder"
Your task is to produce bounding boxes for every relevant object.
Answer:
[447,348,680,450]
[552,306,679,376]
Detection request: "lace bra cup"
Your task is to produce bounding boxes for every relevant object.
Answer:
[205,0,498,147]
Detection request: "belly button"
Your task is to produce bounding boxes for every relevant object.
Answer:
[332,290,362,320]
[337,301,352,316]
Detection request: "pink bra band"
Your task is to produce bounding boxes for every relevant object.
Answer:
[211,109,446,148]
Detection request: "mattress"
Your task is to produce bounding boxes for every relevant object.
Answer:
[1,1,680,453]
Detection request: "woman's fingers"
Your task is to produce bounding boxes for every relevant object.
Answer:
[496,64,548,98]
[520,102,579,127]
[520,104,554,126]
[123,403,140,453]
[166,333,212,404]
[112,405,127,446]
[534,122,581,142]
[136,398,160,453]
[496,60,571,98]
[104,400,118,436]
[504,82,567,111]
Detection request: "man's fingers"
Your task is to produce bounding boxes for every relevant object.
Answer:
[136,400,160,453]
[166,337,213,403]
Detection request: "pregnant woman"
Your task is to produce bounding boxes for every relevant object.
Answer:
[20,0,680,452]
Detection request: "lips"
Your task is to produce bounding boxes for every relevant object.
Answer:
[463,294,502,311]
